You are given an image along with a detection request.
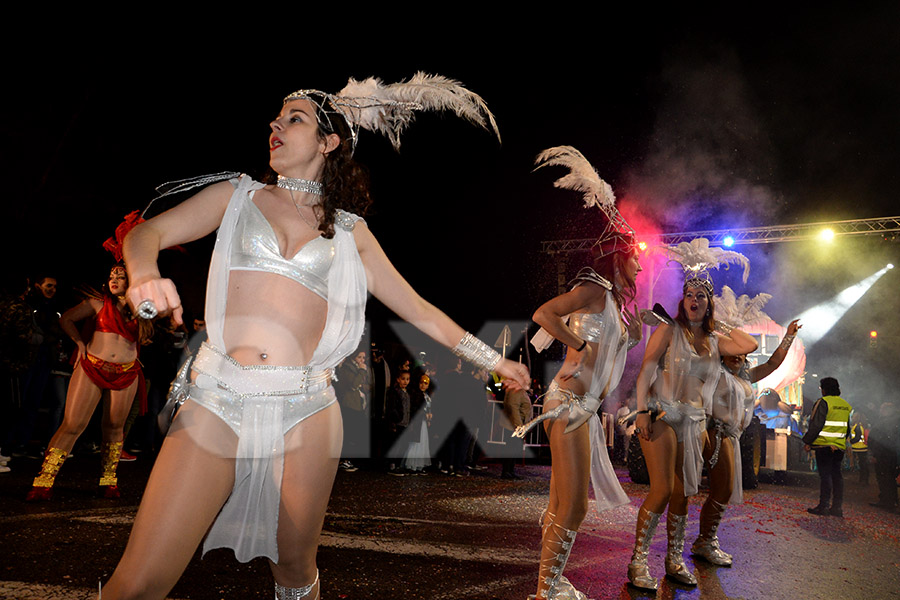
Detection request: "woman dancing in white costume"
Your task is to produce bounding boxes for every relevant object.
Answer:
[515,147,642,600]
[101,74,529,600]
[693,286,801,567]
[628,239,757,590]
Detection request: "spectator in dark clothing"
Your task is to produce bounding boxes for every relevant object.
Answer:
[803,377,852,517]
[335,350,370,471]
[868,401,900,511]
[384,370,411,474]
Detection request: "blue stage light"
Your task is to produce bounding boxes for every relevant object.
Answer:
[723,235,735,247]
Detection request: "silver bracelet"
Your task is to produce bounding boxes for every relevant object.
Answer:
[778,334,795,352]
[451,332,502,372]
[714,320,735,335]
[627,337,640,350]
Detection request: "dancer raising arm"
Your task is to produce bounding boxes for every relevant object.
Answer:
[694,292,801,567]
[515,146,642,600]
[101,74,528,600]
[628,239,757,590]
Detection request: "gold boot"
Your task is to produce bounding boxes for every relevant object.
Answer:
[665,512,697,585]
[627,507,661,590]
[692,499,733,566]
[26,447,67,501]
[99,441,123,498]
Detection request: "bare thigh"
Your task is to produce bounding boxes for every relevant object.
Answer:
[102,400,238,600]
[639,419,677,514]
[270,401,343,587]
[47,362,103,452]
[102,378,140,441]
[704,434,735,504]
[544,401,591,529]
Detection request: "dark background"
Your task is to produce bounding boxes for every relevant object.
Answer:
[4,5,898,409]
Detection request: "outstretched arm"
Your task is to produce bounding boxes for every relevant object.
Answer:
[749,319,801,383]
[354,223,529,388]
[123,181,233,324]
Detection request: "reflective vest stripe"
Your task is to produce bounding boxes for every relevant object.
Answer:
[813,395,851,450]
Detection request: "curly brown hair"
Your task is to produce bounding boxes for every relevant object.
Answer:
[262,101,373,239]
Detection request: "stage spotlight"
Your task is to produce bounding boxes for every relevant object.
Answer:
[820,228,835,242]
[792,264,893,347]
[723,235,735,247]
[637,241,648,251]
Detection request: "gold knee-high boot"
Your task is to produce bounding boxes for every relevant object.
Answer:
[665,512,697,585]
[26,447,68,501]
[99,441,123,498]
[691,498,733,566]
[627,506,661,590]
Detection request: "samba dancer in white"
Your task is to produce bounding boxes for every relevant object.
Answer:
[102,74,529,600]
[516,147,642,600]
[693,286,801,566]
[629,239,757,590]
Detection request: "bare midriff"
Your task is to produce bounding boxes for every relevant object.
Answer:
[222,271,328,367]
[88,331,138,364]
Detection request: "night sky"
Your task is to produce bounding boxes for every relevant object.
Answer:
[5,6,899,408]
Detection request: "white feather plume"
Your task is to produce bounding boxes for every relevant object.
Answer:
[714,285,772,328]
[663,238,751,283]
[336,72,500,150]
[533,146,616,209]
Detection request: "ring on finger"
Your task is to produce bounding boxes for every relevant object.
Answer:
[635,427,642,434]
[137,299,158,320]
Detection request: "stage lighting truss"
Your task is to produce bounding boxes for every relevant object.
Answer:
[541,216,900,254]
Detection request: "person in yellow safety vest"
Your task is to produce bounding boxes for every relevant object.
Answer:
[849,411,870,485]
[803,377,852,517]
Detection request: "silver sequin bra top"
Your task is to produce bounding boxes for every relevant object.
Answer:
[569,312,627,347]
[230,200,350,300]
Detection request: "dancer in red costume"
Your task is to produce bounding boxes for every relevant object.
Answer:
[27,266,148,500]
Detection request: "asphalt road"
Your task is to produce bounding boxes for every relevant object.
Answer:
[2,453,898,600]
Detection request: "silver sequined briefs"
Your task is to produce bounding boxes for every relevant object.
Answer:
[230,200,334,300]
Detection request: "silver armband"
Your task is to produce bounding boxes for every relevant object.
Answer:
[451,333,502,372]
[778,334,795,352]
[714,320,735,335]
[627,337,640,351]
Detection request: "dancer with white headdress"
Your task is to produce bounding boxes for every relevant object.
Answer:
[627,239,758,590]
[101,73,529,600]
[515,146,643,599]
[693,286,801,566]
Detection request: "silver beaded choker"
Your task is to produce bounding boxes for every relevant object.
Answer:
[277,175,323,195]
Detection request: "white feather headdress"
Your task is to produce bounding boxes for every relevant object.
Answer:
[662,238,750,294]
[713,285,772,329]
[534,145,635,256]
[284,72,500,152]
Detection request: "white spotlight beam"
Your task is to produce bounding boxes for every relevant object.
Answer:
[793,265,892,347]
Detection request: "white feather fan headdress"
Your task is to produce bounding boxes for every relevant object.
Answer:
[662,238,750,294]
[713,285,772,329]
[284,72,500,153]
[533,145,636,257]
